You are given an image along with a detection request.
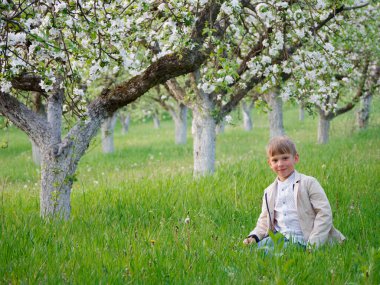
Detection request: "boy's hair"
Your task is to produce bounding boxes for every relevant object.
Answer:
[266,136,298,157]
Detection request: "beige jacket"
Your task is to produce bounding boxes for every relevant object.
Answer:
[248,171,345,247]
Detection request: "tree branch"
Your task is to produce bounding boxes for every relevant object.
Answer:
[0,92,50,146]
[96,1,222,116]
[335,57,370,117]
[11,74,44,93]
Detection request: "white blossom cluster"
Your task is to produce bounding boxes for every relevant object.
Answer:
[1,0,377,116]
[0,0,205,98]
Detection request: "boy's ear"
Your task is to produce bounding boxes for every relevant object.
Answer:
[294,153,299,163]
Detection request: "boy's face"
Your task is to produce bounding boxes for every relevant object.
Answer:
[267,152,299,181]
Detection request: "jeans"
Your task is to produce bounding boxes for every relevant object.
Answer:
[257,232,306,253]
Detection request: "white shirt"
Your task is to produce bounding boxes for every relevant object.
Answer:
[274,172,305,244]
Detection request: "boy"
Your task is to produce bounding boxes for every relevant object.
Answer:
[243,136,345,248]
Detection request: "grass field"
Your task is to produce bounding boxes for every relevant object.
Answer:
[1,100,379,284]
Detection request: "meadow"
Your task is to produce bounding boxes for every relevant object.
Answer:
[1,100,379,284]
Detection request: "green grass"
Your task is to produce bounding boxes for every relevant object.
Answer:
[0,100,380,284]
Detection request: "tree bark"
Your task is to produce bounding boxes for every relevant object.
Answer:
[172,103,187,144]
[31,91,45,165]
[266,90,285,138]
[317,110,332,144]
[192,105,216,176]
[153,113,160,129]
[356,93,372,129]
[164,79,189,144]
[356,63,379,129]
[191,71,216,176]
[119,113,130,134]
[241,101,253,131]
[31,139,41,165]
[101,112,118,153]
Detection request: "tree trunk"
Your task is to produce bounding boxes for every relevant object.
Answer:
[101,113,117,153]
[153,113,160,129]
[356,93,372,129]
[317,110,332,144]
[31,91,45,165]
[266,90,285,138]
[191,71,216,176]
[119,113,130,135]
[31,139,41,165]
[40,150,74,219]
[173,103,187,144]
[241,101,253,131]
[192,106,216,176]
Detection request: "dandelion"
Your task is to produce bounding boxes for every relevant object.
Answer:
[150,239,156,245]
[185,216,190,224]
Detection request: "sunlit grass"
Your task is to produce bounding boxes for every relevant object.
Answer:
[0,100,379,283]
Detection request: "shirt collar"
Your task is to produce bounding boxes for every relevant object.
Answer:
[277,171,296,186]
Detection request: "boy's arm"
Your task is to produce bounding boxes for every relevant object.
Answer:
[307,178,333,246]
[245,194,269,243]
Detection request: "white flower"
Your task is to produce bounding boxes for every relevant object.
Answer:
[200,82,215,94]
[221,3,233,14]
[7,32,26,46]
[224,75,234,84]
[225,115,233,124]
[324,43,335,53]
[184,216,190,224]
[231,0,239,8]
[54,2,67,12]
[261,56,271,65]
[73,88,85,97]
[316,0,326,9]
[65,17,73,27]
[112,66,120,74]
[157,3,166,11]
[275,2,289,8]
[1,80,12,93]
[295,28,305,38]
[39,80,54,92]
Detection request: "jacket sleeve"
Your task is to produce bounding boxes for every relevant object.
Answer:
[307,178,333,246]
[248,193,269,241]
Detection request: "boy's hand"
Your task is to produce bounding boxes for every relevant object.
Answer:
[243,237,256,245]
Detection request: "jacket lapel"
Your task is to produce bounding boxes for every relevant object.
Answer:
[268,180,277,230]
[293,171,301,210]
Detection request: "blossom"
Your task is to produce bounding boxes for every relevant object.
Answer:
[54,2,67,12]
[7,32,26,46]
[261,56,271,65]
[1,80,12,93]
[200,82,215,94]
[39,80,54,92]
[224,75,234,84]
[231,0,240,9]
[73,88,85,97]
[324,43,335,53]
[225,115,233,124]
[316,0,326,9]
[157,3,166,11]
